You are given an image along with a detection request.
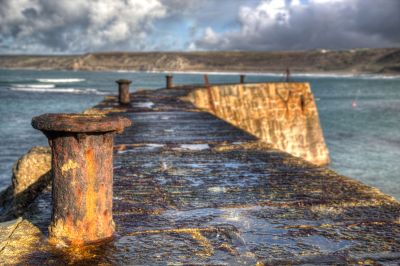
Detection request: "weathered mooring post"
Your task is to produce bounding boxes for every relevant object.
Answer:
[32,113,131,245]
[116,79,132,104]
[286,68,291,82]
[203,74,210,87]
[166,75,173,89]
[240,74,245,84]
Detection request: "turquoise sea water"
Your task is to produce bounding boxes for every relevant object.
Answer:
[0,69,399,199]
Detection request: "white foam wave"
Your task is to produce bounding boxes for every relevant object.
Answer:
[9,87,107,95]
[290,73,400,80]
[12,84,55,88]
[37,78,86,83]
[170,71,400,80]
[114,69,400,80]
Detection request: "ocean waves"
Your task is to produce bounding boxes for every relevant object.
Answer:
[12,84,55,89]
[37,78,86,83]
[9,85,107,95]
[290,73,400,80]
[141,70,400,80]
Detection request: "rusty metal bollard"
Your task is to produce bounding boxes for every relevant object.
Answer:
[166,75,173,89]
[203,74,210,87]
[285,68,291,82]
[240,74,245,84]
[32,113,132,245]
[116,79,132,104]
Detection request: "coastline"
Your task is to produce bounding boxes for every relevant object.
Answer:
[1,48,399,76]
[1,67,400,80]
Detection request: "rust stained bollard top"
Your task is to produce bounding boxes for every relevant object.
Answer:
[115,79,132,85]
[32,113,132,133]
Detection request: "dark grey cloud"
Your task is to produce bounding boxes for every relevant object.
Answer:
[0,0,399,54]
[194,0,400,51]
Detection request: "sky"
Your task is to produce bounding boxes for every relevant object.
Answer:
[0,0,399,54]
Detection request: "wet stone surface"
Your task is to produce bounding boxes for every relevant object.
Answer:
[116,111,255,144]
[1,86,400,265]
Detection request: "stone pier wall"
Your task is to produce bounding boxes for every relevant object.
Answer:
[185,82,330,165]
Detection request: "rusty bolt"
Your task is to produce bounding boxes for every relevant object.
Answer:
[166,75,173,89]
[32,113,132,246]
[116,79,132,104]
[240,74,245,84]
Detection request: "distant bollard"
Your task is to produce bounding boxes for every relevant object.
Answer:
[240,75,245,84]
[203,74,210,87]
[32,113,132,246]
[116,79,132,104]
[285,68,291,82]
[166,75,173,89]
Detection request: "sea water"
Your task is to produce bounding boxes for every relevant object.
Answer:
[0,69,399,199]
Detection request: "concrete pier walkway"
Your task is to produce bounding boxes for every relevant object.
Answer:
[1,85,400,265]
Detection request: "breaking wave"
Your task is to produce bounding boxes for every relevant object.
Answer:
[9,86,107,95]
[12,83,56,88]
[139,70,400,80]
[290,73,400,80]
[37,78,86,83]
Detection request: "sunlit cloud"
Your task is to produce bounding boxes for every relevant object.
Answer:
[0,0,399,54]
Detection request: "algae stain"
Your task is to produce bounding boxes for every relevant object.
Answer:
[61,160,79,175]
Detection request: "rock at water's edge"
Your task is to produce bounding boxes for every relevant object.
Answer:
[0,146,51,220]
[12,146,51,195]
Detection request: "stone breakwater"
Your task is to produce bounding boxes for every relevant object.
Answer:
[0,82,399,265]
[185,83,329,165]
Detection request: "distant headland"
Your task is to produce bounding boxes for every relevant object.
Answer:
[0,48,399,75]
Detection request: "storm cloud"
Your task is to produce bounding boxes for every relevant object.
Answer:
[0,0,399,53]
[194,0,400,51]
